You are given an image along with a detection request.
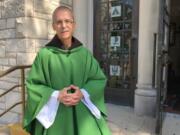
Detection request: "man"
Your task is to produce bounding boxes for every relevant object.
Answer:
[23,6,111,135]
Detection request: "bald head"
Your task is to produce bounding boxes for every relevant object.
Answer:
[52,6,74,24]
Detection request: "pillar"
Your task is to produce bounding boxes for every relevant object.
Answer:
[135,0,159,116]
[73,0,93,52]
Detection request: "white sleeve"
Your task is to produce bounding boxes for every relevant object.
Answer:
[36,91,59,129]
[80,89,101,119]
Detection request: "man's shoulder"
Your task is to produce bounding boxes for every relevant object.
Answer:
[35,47,53,59]
[36,46,92,56]
[80,46,92,54]
[38,47,52,54]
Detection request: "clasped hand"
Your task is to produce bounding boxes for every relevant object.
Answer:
[58,85,83,106]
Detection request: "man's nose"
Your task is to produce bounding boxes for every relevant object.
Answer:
[61,21,67,27]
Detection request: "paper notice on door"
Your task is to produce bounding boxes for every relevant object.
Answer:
[110,65,121,76]
[110,36,121,47]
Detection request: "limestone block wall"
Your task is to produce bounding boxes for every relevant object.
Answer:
[0,0,72,124]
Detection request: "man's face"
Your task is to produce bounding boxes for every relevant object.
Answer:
[52,10,75,42]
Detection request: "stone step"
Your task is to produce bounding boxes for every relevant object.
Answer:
[0,125,10,135]
[0,123,29,135]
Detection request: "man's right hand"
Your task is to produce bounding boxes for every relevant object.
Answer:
[58,86,72,106]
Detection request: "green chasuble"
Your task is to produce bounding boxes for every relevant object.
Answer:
[23,36,111,135]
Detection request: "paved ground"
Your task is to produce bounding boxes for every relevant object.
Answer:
[162,113,180,135]
[1,103,180,135]
[106,103,180,135]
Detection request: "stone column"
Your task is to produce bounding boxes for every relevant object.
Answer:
[73,0,93,52]
[134,0,159,116]
[87,0,94,52]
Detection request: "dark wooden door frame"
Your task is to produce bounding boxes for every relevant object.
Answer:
[156,0,170,134]
[93,0,139,106]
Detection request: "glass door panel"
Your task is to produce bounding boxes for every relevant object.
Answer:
[94,0,137,105]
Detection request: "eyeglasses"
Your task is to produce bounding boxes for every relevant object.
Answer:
[55,19,74,26]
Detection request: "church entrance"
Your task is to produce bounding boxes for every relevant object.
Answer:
[164,0,180,114]
[156,0,180,134]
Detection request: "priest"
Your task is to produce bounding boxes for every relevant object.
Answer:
[23,5,111,135]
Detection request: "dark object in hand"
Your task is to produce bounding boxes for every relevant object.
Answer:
[67,89,75,93]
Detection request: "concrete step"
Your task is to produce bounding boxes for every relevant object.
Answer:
[0,125,10,135]
[0,123,29,135]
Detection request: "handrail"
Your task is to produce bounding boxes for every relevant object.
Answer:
[0,102,23,117]
[0,65,31,120]
[0,65,31,78]
[0,85,21,98]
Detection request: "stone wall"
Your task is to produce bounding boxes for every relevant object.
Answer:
[0,0,72,124]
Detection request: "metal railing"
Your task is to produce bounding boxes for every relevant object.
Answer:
[0,65,31,118]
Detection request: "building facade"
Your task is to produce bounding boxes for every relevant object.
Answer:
[0,0,180,127]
